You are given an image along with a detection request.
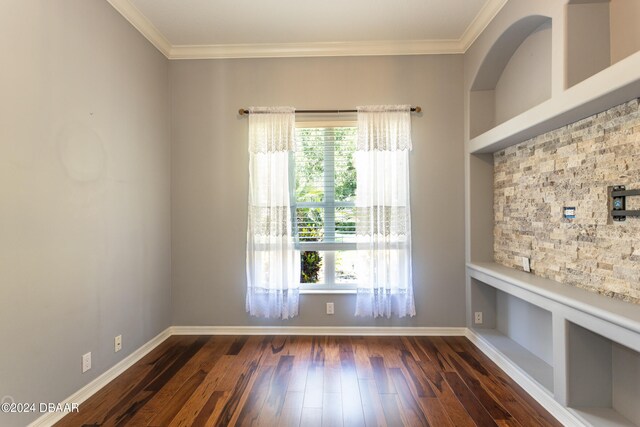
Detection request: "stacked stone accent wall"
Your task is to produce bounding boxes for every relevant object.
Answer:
[494,99,640,303]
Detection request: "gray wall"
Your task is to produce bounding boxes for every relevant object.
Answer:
[0,1,172,425]
[171,55,466,327]
[494,21,552,124]
[566,1,611,88]
[610,0,640,64]
[496,293,553,365]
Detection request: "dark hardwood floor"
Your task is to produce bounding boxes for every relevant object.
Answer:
[56,335,561,426]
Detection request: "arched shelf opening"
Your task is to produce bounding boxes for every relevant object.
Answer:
[469,15,552,139]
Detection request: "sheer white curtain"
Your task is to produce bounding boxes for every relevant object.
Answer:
[246,107,300,319]
[354,105,415,318]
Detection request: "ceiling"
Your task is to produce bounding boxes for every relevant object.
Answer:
[107,0,507,59]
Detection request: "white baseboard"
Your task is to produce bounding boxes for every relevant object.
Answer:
[170,325,468,336]
[465,329,584,427]
[27,327,172,427]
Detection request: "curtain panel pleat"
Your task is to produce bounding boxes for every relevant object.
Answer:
[354,105,415,318]
[246,107,300,319]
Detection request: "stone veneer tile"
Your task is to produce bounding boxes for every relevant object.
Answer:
[494,99,640,304]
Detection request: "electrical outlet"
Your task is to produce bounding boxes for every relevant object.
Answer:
[82,352,91,373]
[474,312,483,324]
[522,257,531,273]
[326,302,335,315]
[115,335,122,353]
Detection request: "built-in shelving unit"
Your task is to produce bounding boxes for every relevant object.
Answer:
[468,50,640,154]
[465,3,640,424]
[467,263,640,427]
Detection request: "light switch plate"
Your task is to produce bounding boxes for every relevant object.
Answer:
[523,257,531,273]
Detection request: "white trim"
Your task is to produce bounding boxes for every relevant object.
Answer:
[459,0,509,52]
[27,328,172,427]
[106,0,507,59]
[465,329,585,427]
[168,40,463,60]
[299,289,356,295]
[106,0,172,57]
[170,326,467,336]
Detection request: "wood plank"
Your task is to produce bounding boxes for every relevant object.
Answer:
[234,365,275,426]
[338,338,365,427]
[379,394,408,427]
[128,336,231,425]
[259,355,295,424]
[322,392,343,427]
[398,348,436,398]
[358,379,388,427]
[276,391,304,427]
[445,337,560,427]
[304,363,324,409]
[167,354,236,427]
[370,356,396,394]
[443,371,498,427]
[323,337,342,394]
[352,336,375,380]
[286,336,311,393]
[432,337,515,423]
[300,407,323,427]
[389,368,431,426]
[147,369,208,426]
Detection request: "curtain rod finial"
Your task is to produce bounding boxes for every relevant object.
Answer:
[414,106,422,113]
[239,108,247,116]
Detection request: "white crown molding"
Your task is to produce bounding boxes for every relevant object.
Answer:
[106,0,172,57]
[107,0,507,60]
[170,326,468,336]
[465,329,585,427]
[168,39,464,60]
[459,0,509,52]
[27,327,172,427]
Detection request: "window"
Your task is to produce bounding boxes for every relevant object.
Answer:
[292,123,359,291]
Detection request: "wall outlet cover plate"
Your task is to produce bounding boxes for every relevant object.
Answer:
[522,257,531,273]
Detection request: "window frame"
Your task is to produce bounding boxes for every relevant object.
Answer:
[293,119,359,292]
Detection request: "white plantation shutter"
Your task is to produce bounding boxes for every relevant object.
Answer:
[293,126,358,249]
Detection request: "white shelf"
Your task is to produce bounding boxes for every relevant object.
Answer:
[572,408,638,427]
[467,262,640,337]
[473,328,554,393]
[467,50,640,154]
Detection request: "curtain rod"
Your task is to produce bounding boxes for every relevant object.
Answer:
[238,106,421,116]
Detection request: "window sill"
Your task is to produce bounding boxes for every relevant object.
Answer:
[299,289,357,295]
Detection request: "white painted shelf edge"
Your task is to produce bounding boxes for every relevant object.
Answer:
[467,50,640,154]
[466,262,640,336]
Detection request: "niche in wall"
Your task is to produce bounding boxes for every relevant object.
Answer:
[469,278,554,393]
[566,0,640,88]
[470,15,552,138]
[568,322,640,426]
